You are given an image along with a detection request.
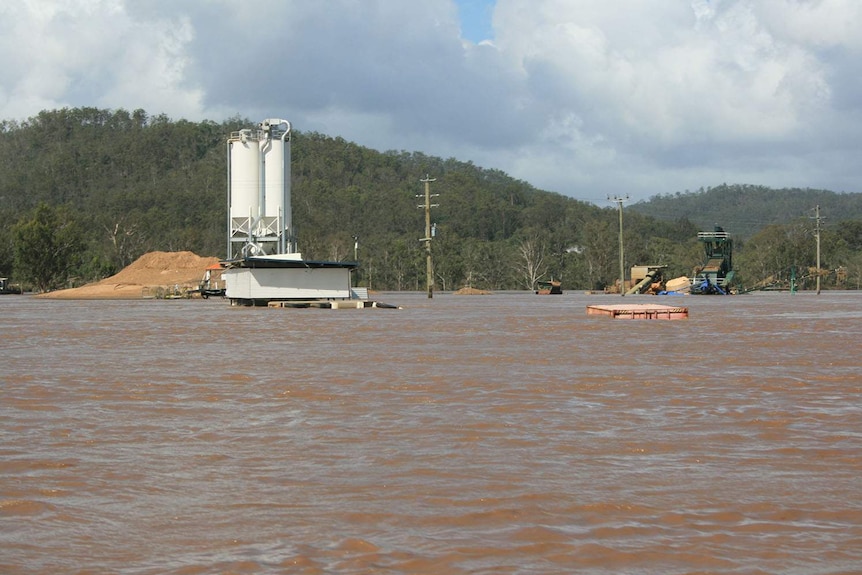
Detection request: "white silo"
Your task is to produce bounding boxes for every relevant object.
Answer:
[226,120,293,258]
[222,117,361,305]
[227,129,261,257]
[259,119,293,254]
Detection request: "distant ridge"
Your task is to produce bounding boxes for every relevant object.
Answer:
[630,184,862,238]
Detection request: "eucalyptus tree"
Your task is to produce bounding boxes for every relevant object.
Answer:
[13,203,85,292]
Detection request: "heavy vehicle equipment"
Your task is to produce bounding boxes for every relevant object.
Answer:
[690,226,735,294]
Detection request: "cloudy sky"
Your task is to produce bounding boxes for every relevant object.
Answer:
[1,0,859,203]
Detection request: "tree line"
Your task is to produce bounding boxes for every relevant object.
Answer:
[1,107,860,292]
[631,183,862,238]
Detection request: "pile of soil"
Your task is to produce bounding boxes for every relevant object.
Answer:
[38,251,220,300]
[453,287,492,295]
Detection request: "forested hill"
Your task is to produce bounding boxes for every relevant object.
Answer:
[2,107,861,292]
[631,185,862,239]
[0,107,682,291]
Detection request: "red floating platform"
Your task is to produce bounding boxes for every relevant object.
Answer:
[586,303,689,320]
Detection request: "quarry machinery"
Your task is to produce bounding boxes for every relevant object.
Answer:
[690,226,735,294]
[626,265,667,295]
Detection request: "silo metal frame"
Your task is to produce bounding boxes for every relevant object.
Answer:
[226,119,293,259]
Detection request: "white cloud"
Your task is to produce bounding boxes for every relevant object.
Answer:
[1,0,860,200]
[0,0,203,119]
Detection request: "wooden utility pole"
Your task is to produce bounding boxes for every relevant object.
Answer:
[352,235,359,287]
[609,195,629,296]
[813,205,823,295]
[418,175,438,298]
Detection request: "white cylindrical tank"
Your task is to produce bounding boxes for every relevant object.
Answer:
[263,136,285,221]
[229,130,260,221]
[260,119,292,252]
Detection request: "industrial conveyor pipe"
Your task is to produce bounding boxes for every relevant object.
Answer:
[625,265,667,296]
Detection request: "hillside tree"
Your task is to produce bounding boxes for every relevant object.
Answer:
[13,203,86,291]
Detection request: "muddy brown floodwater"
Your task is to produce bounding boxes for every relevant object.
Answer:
[2,291,861,574]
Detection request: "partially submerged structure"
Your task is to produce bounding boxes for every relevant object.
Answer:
[1,277,22,295]
[586,303,688,320]
[193,263,226,299]
[690,226,735,294]
[626,265,666,295]
[536,279,562,295]
[221,119,358,306]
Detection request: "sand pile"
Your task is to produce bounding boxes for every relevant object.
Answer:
[38,251,220,300]
[453,287,492,295]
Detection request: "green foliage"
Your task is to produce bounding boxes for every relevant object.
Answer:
[0,108,247,285]
[1,107,860,291]
[12,203,85,291]
[735,222,809,286]
[632,184,862,239]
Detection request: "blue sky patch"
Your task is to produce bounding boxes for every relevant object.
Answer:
[456,0,496,43]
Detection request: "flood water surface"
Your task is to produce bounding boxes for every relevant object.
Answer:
[2,292,861,574]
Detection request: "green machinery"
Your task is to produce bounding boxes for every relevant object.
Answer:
[690,226,735,295]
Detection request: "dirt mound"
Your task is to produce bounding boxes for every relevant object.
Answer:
[453,287,492,295]
[38,251,220,300]
[107,251,218,286]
